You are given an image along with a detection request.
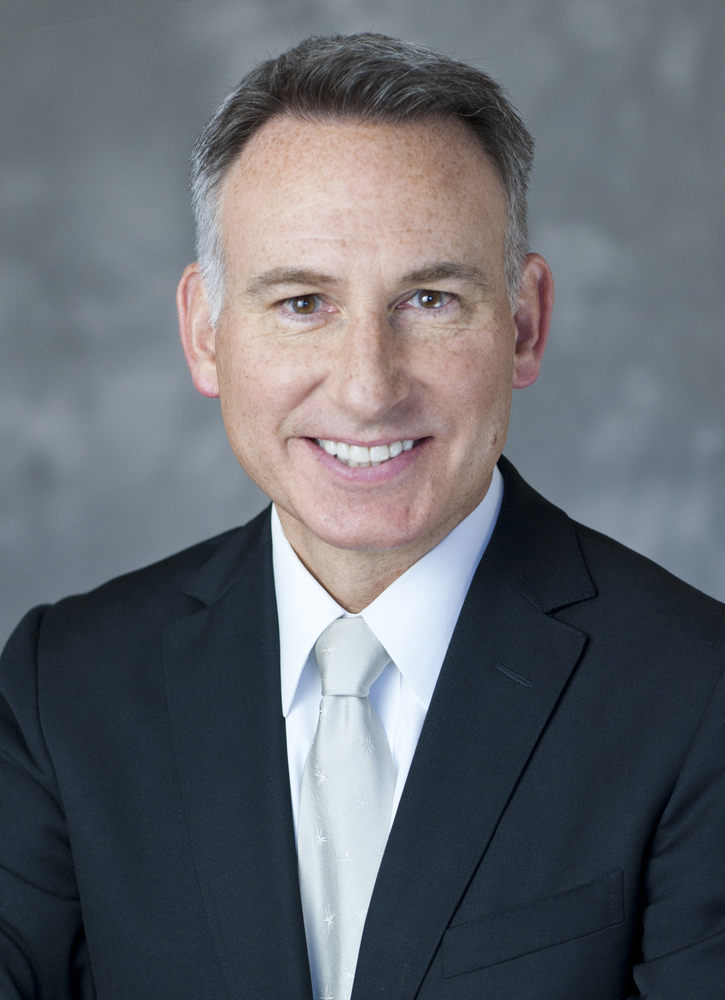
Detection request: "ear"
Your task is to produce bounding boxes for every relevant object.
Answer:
[512,253,554,389]
[177,263,220,398]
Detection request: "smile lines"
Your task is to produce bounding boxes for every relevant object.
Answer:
[315,438,416,467]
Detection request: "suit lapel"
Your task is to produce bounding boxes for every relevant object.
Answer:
[160,460,596,1000]
[162,512,312,1000]
[353,458,596,1000]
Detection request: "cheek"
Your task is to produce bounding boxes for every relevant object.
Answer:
[216,332,320,443]
[425,332,513,426]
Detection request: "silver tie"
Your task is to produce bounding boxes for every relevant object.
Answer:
[298,617,395,1000]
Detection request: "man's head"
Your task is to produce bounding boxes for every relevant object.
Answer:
[188,33,535,326]
[178,34,553,602]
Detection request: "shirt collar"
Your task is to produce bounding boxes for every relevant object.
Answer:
[273,464,503,716]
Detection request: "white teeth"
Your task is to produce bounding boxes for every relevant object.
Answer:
[369,444,390,462]
[315,438,416,466]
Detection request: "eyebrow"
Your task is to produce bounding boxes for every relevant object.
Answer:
[246,268,339,297]
[245,260,488,297]
[399,262,489,289]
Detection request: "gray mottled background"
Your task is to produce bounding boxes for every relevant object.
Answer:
[1,0,724,647]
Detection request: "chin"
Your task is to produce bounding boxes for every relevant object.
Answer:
[302,506,434,554]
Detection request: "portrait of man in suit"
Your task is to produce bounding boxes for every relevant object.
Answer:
[1,31,724,1000]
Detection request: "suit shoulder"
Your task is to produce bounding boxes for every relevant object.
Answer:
[38,506,272,639]
[569,519,725,642]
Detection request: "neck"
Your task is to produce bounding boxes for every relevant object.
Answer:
[274,484,490,613]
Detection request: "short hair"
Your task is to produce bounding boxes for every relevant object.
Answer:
[190,33,535,323]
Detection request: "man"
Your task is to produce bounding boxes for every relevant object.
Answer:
[1,32,723,1000]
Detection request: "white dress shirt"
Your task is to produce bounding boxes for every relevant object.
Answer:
[272,464,504,842]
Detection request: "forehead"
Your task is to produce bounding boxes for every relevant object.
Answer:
[217,115,508,270]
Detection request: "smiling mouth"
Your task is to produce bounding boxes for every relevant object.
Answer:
[315,438,417,468]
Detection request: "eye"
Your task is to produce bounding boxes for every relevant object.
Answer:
[285,295,322,315]
[408,289,451,310]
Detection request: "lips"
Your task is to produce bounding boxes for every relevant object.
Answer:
[315,438,416,468]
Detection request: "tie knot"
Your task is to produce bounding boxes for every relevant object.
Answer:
[315,617,391,697]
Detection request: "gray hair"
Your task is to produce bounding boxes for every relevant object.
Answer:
[190,33,535,324]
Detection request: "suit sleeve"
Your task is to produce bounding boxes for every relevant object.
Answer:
[0,606,94,1000]
[629,666,725,999]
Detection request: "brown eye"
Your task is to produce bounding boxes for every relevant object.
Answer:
[418,290,446,309]
[289,296,319,314]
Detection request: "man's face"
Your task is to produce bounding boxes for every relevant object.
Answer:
[199,116,534,556]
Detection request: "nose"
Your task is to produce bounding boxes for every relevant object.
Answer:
[325,310,409,423]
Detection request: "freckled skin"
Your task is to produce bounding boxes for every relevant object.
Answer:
[178,116,553,610]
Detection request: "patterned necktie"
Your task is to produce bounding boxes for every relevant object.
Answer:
[298,616,395,1000]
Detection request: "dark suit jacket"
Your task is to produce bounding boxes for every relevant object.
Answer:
[1,457,724,999]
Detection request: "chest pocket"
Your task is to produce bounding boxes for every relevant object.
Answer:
[442,870,625,978]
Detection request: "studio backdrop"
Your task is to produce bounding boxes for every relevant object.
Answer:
[1,0,723,647]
